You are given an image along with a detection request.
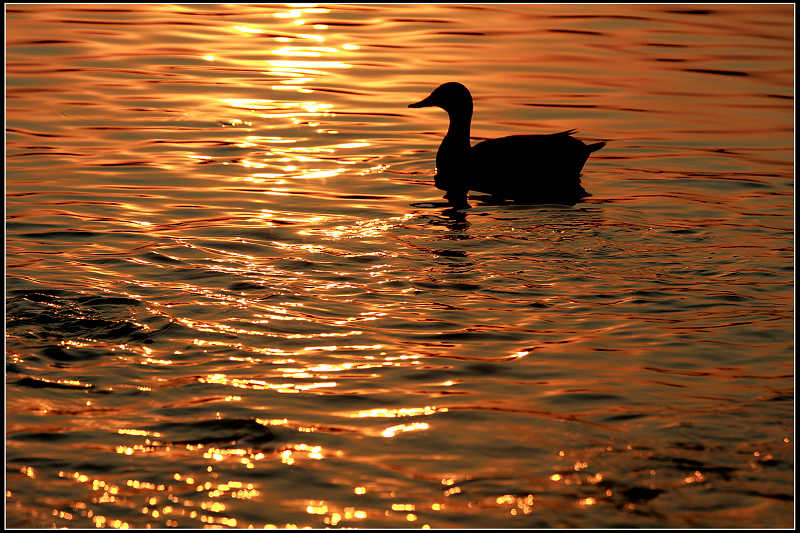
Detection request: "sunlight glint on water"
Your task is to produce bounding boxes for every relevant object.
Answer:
[5,4,794,528]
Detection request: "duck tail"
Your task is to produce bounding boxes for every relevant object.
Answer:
[586,141,606,153]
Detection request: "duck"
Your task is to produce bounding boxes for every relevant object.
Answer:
[408,82,605,208]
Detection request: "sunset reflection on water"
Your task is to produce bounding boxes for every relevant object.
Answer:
[6,3,794,529]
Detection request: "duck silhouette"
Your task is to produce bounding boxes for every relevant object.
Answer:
[409,82,605,208]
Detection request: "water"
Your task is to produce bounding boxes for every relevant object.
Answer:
[5,4,794,529]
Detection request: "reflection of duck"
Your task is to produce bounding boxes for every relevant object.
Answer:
[409,82,605,208]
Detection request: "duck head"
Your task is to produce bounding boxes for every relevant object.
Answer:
[409,82,473,118]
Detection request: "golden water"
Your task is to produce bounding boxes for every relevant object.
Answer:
[6,4,794,528]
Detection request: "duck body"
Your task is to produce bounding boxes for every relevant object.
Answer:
[409,82,605,207]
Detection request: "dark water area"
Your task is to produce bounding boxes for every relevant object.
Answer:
[5,3,794,529]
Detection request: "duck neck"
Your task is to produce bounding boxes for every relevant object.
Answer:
[443,107,472,152]
[437,107,472,180]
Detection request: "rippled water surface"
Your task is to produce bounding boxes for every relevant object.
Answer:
[5,4,794,529]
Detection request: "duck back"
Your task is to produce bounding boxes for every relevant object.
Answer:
[466,130,599,202]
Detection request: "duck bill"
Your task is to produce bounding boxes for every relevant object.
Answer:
[408,95,435,108]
